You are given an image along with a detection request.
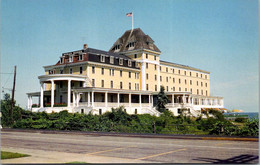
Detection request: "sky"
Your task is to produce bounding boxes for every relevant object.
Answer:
[1,0,259,112]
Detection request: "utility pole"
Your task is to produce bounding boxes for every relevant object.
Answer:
[10,65,16,125]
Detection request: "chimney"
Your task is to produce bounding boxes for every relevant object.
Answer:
[83,44,88,49]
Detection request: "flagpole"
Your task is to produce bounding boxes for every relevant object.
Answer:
[132,12,134,31]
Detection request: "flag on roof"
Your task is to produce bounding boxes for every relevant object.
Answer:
[126,12,132,17]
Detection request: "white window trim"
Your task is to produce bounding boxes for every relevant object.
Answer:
[69,56,73,63]
[79,54,83,61]
[119,58,123,65]
[60,57,64,64]
[128,60,132,67]
[101,55,105,62]
[110,56,114,64]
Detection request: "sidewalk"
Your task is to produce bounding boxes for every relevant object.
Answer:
[1,147,155,164]
[2,128,259,142]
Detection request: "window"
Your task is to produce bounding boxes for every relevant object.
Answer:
[120,82,123,89]
[185,79,187,84]
[128,60,132,67]
[160,66,162,71]
[173,87,175,91]
[135,109,137,114]
[178,70,180,74]
[205,75,207,79]
[99,109,102,115]
[179,79,181,84]
[179,87,181,91]
[196,73,198,77]
[60,81,63,88]
[79,54,83,61]
[184,71,186,75]
[80,81,83,87]
[166,67,168,72]
[129,72,131,78]
[205,83,207,87]
[166,77,168,82]
[160,76,162,81]
[101,68,104,75]
[146,63,148,69]
[60,70,63,74]
[60,95,63,103]
[206,90,208,96]
[119,58,123,65]
[110,56,114,64]
[201,90,203,95]
[166,86,168,91]
[201,74,203,78]
[146,84,149,91]
[60,57,64,64]
[115,45,120,50]
[69,56,73,62]
[173,78,175,83]
[201,82,203,87]
[135,83,139,90]
[101,55,105,62]
[146,54,148,59]
[134,54,137,58]
[173,69,174,73]
[79,67,83,74]
[185,88,187,92]
[190,72,192,76]
[92,79,95,87]
[81,109,84,114]
[191,88,193,93]
[70,68,73,74]
[101,80,104,88]
[120,70,123,77]
[155,85,157,91]
[154,55,156,60]
[155,75,157,81]
[146,73,149,80]
[92,66,95,74]
[129,82,131,90]
[190,80,192,85]
[197,89,199,95]
[154,65,157,70]
[197,81,199,86]
[111,81,113,88]
[135,73,139,79]
[110,69,114,76]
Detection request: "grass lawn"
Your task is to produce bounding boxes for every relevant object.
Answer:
[1,151,30,159]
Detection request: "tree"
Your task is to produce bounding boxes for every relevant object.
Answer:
[155,86,169,113]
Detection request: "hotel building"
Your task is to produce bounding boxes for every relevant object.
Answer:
[27,28,224,116]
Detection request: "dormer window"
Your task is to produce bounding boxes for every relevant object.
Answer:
[79,54,83,61]
[69,56,73,63]
[115,45,120,50]
[119,58,123,65]
[127,42,135,48]
[101,55,105,62]
[128,60,132,67]
[60,57,64,64]
[110,56,114,64]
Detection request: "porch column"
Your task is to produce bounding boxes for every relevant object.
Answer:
[139,94,142,108]
[105,92,108,108]
[182,94,186,104]
[172,94,175,104]
[73,92,76,107]
[117,93,120,107]
[188,96,191,104]
[191,97,194,105]
[87,92,90,106]
[77,93,80,107]
[149,94,151,107]
[198,98,201,105]
[67,80,71,107]
[129,93,131,107]
[151,95,154,106]
[40,82,44,108]
[92,91,95,107]
[51,80,54,107]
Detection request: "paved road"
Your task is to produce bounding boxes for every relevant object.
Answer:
[1,130,259,163]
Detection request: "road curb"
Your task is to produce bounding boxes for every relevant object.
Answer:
[2,128,258,142]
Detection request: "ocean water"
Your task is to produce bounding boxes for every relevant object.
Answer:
[224,112,259,119]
